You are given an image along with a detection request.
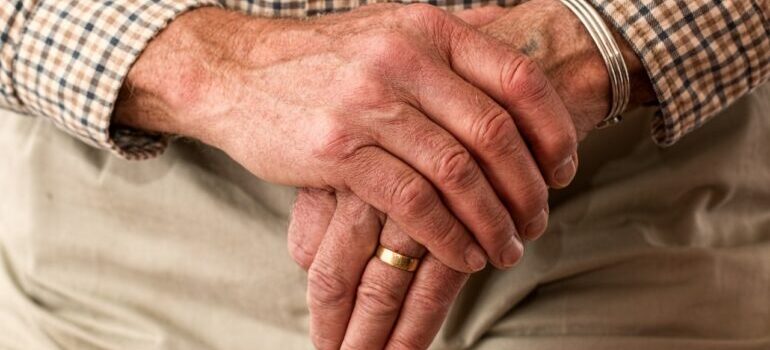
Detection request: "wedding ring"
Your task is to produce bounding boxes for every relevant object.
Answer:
[375,245,420,272]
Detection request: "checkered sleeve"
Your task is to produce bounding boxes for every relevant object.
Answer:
[588,0,770,146]
[1,0,221,159]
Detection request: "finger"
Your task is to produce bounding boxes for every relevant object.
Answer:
[410,65,547,259]
[306,194,382,350]
[343,146,487,273]
[372,105,519,268]
[444,19,579,189]
[385,254,469,350]
[453,6,507,26]
[288,188,337,270]
[341,219,425,350]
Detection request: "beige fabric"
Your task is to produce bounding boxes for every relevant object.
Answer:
[1,84,769,349]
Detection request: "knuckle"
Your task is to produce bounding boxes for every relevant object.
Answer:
[427,219,465,254]
[475,206,514,241]
[311,332,340,350]
[472,105,517,155]
[364,32,420,70]
[368,30,410,51]
[527,179,549,207]
[388,336,426,350]
[307,262,352,308]
[501,55,550,102]
[542,124,578,162]
[506,135,526,161]
[296,187,333,206]
[288,239,314,270]
[434,147,479,192]
[398,4,456,52]
[348,73,393,104]
[337,194,370,219]
[314,122,370,164]
[516,179,548,219]
[379,104,419,129]
[400,3,448,23]
[409,284,455,313]
[356,277,403,317]
[555,122,578,151]
[389,172,435,219]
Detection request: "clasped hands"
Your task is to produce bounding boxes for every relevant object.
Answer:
[115,1,648,348]
[283,3,621,350]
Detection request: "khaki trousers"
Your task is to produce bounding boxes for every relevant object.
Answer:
[1,84,769,350]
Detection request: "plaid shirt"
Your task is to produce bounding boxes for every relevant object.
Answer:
[1,0,768,159]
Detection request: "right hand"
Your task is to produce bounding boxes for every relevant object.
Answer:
[115,4,578,272]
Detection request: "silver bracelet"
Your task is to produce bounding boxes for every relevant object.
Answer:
[559,0,630,128]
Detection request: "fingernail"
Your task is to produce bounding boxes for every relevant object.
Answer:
[553,156,576,188]
[465,245,487,272]
[571,151,579,169]
[500,235,524,268]
[524,208,548,240]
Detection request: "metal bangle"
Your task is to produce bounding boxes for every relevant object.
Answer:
[560,0,630,128]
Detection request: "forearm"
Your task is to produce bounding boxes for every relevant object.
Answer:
[114,3,586,274]
[114,8,266,145]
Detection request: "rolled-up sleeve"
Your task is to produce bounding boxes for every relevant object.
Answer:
[588,0,770,146]
[3,1,768,157]
[1,0,220,159]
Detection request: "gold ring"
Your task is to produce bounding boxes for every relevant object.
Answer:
[375,245,420,272]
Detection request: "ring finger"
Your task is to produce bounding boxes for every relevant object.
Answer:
[340,219,426,349]
[306,193,383,349]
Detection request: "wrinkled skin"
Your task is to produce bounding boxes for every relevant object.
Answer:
[116,4,580,279]
[287,1,654,349]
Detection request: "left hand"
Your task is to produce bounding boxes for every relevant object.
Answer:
[289,1,656,349]
[290,190,467,350]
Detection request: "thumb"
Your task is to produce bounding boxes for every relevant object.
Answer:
[453,5,508,27]
[287,188,336,270]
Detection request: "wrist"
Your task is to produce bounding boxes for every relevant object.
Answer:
[113,7,270,145]
[481,0,655,137]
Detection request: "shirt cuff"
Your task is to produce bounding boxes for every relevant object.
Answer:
[587,0,770,146]
[12,0,222,160]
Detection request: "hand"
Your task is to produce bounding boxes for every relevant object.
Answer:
[114,4,580,273]
[285,15,512,349]
[479,0,656,135]
[288,2,657,349]
[290,190,468,350]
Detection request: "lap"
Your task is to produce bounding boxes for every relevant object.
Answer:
[0,84,768,349]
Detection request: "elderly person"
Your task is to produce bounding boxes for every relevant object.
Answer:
[0,0,768,349]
